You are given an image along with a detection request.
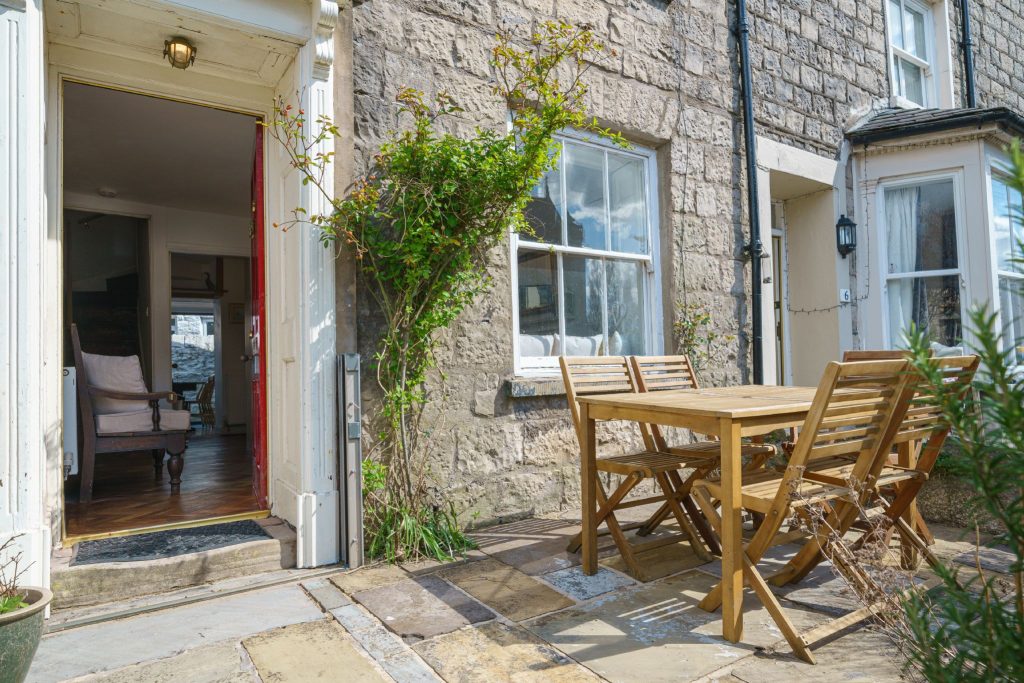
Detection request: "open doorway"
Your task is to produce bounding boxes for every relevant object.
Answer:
[61,82,267,540]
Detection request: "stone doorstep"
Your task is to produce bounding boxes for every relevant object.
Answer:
[51,519,297,610]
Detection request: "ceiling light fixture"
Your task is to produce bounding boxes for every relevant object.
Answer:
[163,37,197,70]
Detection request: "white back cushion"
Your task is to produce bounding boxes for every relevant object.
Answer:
[82,352,150,415]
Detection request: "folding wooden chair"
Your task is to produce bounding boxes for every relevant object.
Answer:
[777,355,980,579]
[629,355,777,552]
[690,359,914,663]
[560,356,714,579]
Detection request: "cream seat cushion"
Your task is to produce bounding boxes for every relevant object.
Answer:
[95,407,191,435]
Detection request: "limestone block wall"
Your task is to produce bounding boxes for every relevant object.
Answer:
[349,0,1024,524]
[352,0,747,524]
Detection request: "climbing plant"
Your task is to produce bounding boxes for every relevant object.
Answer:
[268,21,620,560]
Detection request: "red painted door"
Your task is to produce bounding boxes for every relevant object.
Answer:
[250,124,268,507]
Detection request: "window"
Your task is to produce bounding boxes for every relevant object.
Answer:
[883,177,962,348]
[887,0,934,107]
[513,134,659,372]
[992,173,1024,364]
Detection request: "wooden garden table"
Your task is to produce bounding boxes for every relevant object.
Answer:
[576,384,820,644]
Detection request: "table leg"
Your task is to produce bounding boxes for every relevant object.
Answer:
[720,418,744,642]
[897,441,919,567]
[580,402,597,575]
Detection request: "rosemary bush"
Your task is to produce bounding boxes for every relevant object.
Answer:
[269,21,619,561]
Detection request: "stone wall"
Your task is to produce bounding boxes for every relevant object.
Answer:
[352,0,748,524]
[955,0,1024,111]
[349,0,1024,524]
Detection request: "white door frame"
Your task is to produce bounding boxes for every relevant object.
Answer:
[21,0,342,577]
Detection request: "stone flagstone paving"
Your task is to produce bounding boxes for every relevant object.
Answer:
[38,515,998,682]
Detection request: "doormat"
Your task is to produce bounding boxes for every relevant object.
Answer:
[71,520,271,566]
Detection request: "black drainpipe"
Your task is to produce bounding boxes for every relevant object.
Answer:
[960,0,977,107]
[736,0,764,384]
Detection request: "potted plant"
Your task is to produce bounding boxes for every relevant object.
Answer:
[0,537,52,683]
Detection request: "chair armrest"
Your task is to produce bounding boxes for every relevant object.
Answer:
[87,386,175,402]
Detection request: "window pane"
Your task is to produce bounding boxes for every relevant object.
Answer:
[999,276,1024,365]
[565,142,607,250]
[899,59,925,105]
[992,175,1024,273]
[885,179,957,273]
[523,149,564,245]
[608,153,647,254]
[887,275,961,348]
[904,5,926,58]
[562,254,605,355]
[888,0,904,49]
[517,251,559,357]
[606,259,646,355]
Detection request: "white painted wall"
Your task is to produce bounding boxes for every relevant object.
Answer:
[1,0,52,588]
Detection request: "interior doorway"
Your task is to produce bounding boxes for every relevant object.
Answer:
[770,202,791,386]
[61,81,267,540]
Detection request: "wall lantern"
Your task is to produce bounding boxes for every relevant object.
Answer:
[163,38,197,70]
[836,214,857,258]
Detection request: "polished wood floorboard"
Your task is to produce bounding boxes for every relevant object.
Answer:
[65,433,261,538]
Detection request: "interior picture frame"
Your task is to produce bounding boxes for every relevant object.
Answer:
[228,302,245,325]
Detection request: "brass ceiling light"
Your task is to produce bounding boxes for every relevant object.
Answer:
[163,37,197,70]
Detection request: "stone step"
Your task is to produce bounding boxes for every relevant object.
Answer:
[50,517,296,610]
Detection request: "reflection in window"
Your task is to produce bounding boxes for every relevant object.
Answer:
[992,174,1024,364]
[516,136,655,369]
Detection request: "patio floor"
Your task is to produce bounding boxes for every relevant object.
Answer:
[38,509,1009,682]
[315,509,1002,682]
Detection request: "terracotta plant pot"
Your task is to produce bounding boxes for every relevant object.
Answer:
[0,587,52,683]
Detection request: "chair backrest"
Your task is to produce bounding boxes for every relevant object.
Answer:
[559,356,651,449]
[842,350,910,362]
[780,359,915,508]
[70,324,97,443]
[629,355,701,449]
[629,355,700,392]
[893,355,979,475]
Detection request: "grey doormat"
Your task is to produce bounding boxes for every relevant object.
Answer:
[72,520,270,566]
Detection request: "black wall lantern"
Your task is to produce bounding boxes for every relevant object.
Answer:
[836,214,857,258]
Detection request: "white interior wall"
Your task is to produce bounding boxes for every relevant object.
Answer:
[215,257,250,428]
[64,192,249,395]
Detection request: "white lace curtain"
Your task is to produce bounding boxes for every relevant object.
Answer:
[885,186,920,346]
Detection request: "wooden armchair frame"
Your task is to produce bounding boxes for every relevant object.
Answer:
[72,324,189,503]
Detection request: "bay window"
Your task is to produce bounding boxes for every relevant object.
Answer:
[883,177,963,348]
[992,173,1024,365]
[513,134,659,373]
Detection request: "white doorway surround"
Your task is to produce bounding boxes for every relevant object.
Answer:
[1,0,344,584]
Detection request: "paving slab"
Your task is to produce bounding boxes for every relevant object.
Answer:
[470,519,582,575]
[328,599,441,682]
[723,627,905,682]
[28,584,323,682]
[331,564,411,594]
[952,545,1015,574]
[437,557,575,621]
[401,550,489,577]
[72,641,254,682]
[600,540,711,581]
[352,575,496,643]
[541,566,636,602]
[243,619,388,682]
[302,577,352,610]
[413,621,602,682]
[526,571,831,683]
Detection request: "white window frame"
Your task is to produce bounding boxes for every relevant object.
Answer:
[886,0,938,108]
[987,166,1024,364]
[877,171,967,349]
[510,130,662,376]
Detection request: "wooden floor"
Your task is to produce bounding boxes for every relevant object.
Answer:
[64,433,263,539]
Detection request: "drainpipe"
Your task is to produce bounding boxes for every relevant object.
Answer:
[736,0,765,384]
[959,0,977,107]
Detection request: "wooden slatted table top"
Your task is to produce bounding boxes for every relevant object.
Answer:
[576,384,820,419]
